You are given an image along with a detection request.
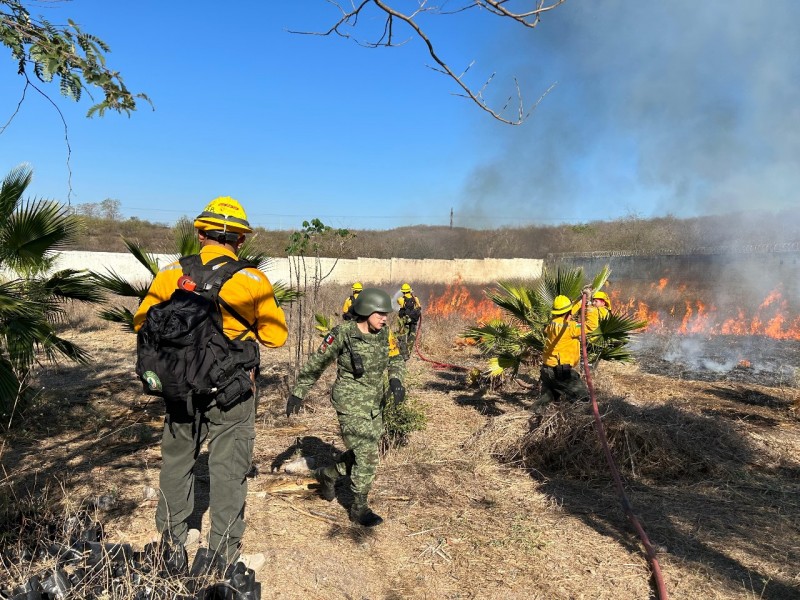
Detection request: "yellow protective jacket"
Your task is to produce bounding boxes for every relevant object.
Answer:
[582,305,609,334]
[133,245,288,347]
[398,294,421,311]
[542,316,582,368]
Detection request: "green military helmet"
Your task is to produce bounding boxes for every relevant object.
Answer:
[352,288,394,316]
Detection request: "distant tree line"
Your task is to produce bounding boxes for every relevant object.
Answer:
[68,208,800,260]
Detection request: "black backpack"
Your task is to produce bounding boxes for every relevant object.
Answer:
[135,254,260,411]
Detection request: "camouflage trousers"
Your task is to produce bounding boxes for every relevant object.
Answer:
[156,391,255,564]
[332,408,384,497]
[537,365,589,408]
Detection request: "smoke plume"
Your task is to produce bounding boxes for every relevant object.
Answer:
[457,0,800,228]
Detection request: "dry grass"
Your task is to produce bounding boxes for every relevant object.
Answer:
[1,304,799,599]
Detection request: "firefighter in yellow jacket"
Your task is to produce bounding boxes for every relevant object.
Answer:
[582,290,612,333]
[134,196,288,570]
[534,295,590,412]
[397,283,422,357]
[342,282,362,320]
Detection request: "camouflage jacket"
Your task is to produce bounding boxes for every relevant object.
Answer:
[292,321,406,415]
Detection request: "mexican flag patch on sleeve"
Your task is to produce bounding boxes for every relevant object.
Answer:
[318,332,335,353]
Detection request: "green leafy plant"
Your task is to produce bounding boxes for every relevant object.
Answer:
[285,219,353,381]
[1,0,150,117]
[0,164,103,420]
[313,313,334,337]
[382,396,427,452]
[462,265,647,380]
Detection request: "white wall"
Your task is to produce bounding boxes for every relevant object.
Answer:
[9,251,544,285]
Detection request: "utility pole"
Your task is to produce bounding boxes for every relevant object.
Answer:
[449,207,453,229]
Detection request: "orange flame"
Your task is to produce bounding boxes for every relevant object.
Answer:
[620,283,800,340]
[427,279,800,341]
[425,280,503,323]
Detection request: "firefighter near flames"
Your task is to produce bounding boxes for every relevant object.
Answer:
[396,283,422,360]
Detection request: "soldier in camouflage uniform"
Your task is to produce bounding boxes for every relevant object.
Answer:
[286,288,406,527]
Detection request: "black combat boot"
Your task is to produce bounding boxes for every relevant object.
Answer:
[349,494,383,527]
[314,466,339,502]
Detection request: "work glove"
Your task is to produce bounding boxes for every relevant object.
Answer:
[581,284,594,298]
[389,378,406,405]
[286,394,303,417]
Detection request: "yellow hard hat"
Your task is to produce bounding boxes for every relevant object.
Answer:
[401,283,412,293]
[592,291,611,309]
[193,196,252,234]
[551,295,573,316]
[352,282,363,292]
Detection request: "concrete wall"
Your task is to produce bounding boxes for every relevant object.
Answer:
[551,251,800,291]
[14,251,544,285]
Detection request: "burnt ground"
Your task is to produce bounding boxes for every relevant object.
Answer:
[1,326,799,599]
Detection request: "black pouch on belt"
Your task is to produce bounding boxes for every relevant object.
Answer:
[554,364,572,380]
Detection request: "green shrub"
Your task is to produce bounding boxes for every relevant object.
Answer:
[382,396,427,452]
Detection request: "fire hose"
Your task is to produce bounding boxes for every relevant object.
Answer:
[578,291,669,600]
[408,295,669,597]
[409,314,468,371]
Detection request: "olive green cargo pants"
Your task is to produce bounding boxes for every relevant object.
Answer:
[156,392,255,564]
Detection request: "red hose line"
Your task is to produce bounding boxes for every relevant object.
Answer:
[579,293,669,600]
[411,315,467,371]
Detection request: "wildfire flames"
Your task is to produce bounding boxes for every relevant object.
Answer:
[425,278,800,341]
[425,281,503,323]
[612,280,800,341]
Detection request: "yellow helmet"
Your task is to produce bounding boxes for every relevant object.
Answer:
[401,283,412,293]
[592,291,611,309]
[551,295,573,316]
[352,282,363,292]
[193,196,252,234]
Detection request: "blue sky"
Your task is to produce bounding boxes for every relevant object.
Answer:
[1,1,798,231]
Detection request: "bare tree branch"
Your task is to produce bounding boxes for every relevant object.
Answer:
[291,0,567,124]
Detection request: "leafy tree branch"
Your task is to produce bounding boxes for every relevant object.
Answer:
[0,0,151,118]
[294,0,565,124]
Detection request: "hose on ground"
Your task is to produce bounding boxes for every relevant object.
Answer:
[578,291,669,600]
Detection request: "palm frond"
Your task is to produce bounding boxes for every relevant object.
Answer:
[487,354,523,377]
[173,219,200,257]
[1,199,81,272]
[238,237,273,271]
[97,306,135,331]
[591,312,648,338]
[462,320,525,355]
[314,313,333,336]
[273,281,301,306]
[536,265,586,307]
[0,280,39,316]
[0,164,32,229]
[91,268,151,299]
[2,314,53,371]
[589,264,611,296]
[44,269,105,303]
[123,238,160,275]
[586,312,647,363]
[0,355,23,417]
[485,282,540,325]
[39,334,92,365]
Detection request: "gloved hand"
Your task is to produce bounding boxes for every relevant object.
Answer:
[286,394,303,417]
[389,378,405,405]
[581,284,594,297]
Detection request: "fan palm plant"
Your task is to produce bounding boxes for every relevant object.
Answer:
[462,265,646,379]
[0,165,104,417]
[93,217,299,331]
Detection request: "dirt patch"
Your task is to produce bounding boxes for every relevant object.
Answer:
[2,324,799,599]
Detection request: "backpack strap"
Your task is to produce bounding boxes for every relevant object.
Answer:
[179,254,258,340]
